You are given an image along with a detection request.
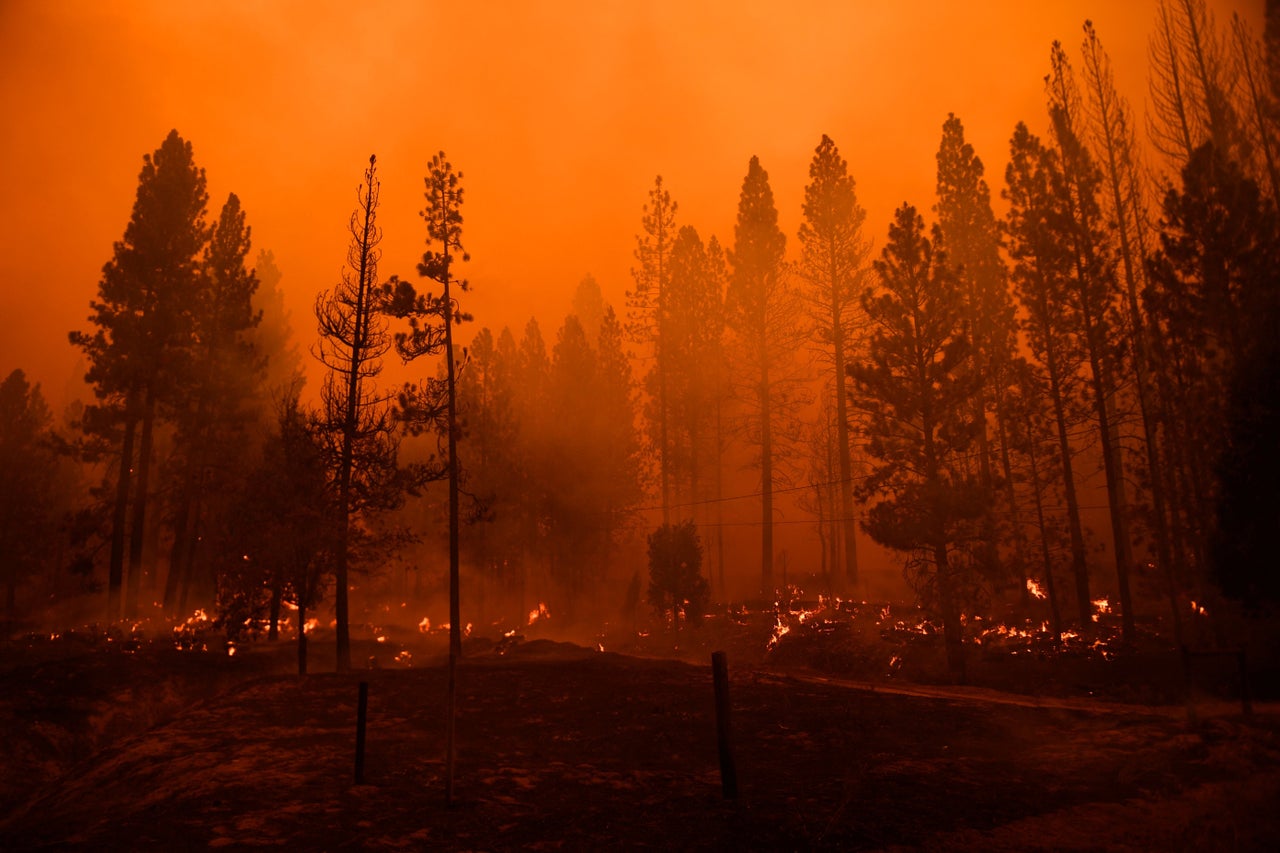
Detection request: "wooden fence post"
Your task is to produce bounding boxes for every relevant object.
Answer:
[712,651,738,800]
[355,680,368,784]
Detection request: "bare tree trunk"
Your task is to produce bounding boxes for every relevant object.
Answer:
[995,395,1031,609]
[163,469,195,613]
[760,357,773,596]
[125,386,157,620]
[715,397,726,597]
[108,405,138,622]
[832,301,859,590]
[1025,423,1064,645]
[1045,346,1092,628]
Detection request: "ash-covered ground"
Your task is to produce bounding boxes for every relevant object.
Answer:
[2,609,1278,851]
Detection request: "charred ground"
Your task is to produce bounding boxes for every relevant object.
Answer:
[2,620,1278,851]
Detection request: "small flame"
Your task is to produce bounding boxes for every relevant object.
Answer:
[595,642,605,652]
[226,642,237,657]
[303,618,318,634]
[375,635,387,644]
[1190,600,1208,617]
[528,602,550,626]
[418,616,431,632]
[1026,578,1047,600]
[1091,597,1112,621]
[767,616,791,650]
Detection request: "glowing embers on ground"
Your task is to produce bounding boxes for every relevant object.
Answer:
[755,586,1129,666]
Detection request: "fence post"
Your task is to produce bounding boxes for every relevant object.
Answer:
[355,680,368,784]
[712,651,738,800]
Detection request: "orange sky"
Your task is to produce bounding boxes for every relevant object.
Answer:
[0,0,1261,409]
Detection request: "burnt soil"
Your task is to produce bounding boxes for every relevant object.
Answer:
[2,635,1279,851]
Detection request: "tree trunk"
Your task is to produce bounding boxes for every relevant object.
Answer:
[125,386,157,620]
[1025,425,1064,645]
[832,298,859,590]
[935,543,966,680]
[994,393,1031,608]
[1078,301,1135,641]
[760,357,773,596]
[163,472,195,613]
[715,396,726,597]
[108,406,138,623]
[1045,343,1092,628]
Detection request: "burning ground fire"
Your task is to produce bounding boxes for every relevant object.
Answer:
[743,587,1131,668]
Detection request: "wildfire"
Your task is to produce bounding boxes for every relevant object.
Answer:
[1091,597,1112,621]
[528,602,550,626]
[767,615,791,650]
[1026,578,1047,600]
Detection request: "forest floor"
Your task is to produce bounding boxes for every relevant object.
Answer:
[2,621,1279,851]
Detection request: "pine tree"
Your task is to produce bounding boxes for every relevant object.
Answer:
[0,370,60,628]
[1080,20,1183,636]
[627,177,678,525]
[164,192,264,614]
[726,156,801,596]
[1147,143,1280,594]
[595,306,645,572]
[1004,122,1095,628]
[850,203,982,678]
[70,129,210,621]
[798,134,869,591]
[1048,43,1137,642]
[313,155,398,673]
[665,225,725,520]
[252,249,305,397]
[934,114,1019,593]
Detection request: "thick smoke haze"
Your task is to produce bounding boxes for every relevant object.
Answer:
[0,0,1257,406]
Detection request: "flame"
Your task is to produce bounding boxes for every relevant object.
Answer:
[1190,600,1208,617]
[303,618,318,634]
[226,642,237,657]
[375,635,387,644]
[767,615,791,650]
[465,622,473,637]
[1091,597,1111,621]
[418,616,431,632]
[1026,578,1047,600]
[596,642,605,652]
[394,650,412,665]
[528,602,550,626]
